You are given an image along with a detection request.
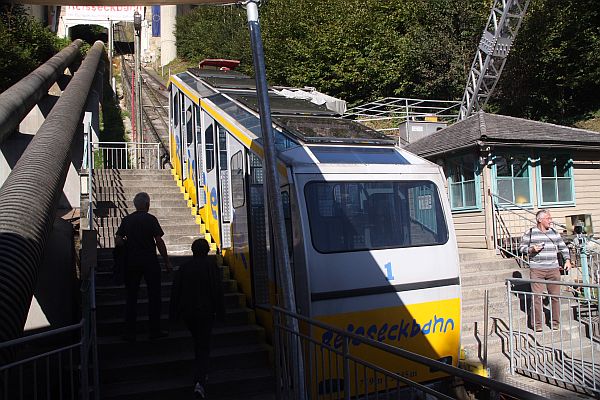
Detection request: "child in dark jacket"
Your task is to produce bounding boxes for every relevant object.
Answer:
[170,239,225,399]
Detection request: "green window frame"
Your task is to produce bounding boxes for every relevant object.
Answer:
[445,155,481,212]
[492,154,533,206]
[535,155,575,206]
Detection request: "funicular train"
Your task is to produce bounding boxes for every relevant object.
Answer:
[168,60,462,395]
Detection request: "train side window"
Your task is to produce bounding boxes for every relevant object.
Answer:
[231,151,245,208]
[172,91,179,128]
[186,105,193,145]
[218,125,228,170]
[304,181,449,253]
[205,120,215,171]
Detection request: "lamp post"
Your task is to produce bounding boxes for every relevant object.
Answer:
[133,11,143,151]
[243,2,305,398]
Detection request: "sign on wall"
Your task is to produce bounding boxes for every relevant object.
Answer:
[64,6,144,22]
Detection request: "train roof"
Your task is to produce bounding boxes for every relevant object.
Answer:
[173,69,394,146]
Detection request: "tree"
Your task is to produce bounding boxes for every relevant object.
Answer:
[0,4,69,92]
[492,0,600,123]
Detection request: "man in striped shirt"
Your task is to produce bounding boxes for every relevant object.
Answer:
[519,209,572,331]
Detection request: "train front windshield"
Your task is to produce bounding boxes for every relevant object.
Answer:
[305,181,448,253]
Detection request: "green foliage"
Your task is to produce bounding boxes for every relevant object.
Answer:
[0,4,70,92]
[492,0,600,123]
[99,54,126,142]
[175,0,599,124]
[176,6,251,73]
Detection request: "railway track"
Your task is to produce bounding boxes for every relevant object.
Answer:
[120,56,171,168]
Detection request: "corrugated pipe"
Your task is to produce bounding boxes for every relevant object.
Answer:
[0,41,105,364]
[0,39,83,145]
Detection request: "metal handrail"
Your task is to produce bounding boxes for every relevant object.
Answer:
[490,192,569,230]
[271,306,548,400]
[0,323,81,351]
[92,141,161,170]
[506,277,600,395]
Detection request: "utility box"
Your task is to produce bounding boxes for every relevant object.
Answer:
[565,214,593,235]
[398,119,447,146]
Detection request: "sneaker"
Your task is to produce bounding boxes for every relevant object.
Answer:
[193,382,206,399]
[534,325,543,332]
[551,322,560,330]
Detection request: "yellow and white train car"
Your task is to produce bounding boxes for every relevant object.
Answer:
[168,64,462,394]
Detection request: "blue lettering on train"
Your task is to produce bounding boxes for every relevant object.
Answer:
[321,316,455,349]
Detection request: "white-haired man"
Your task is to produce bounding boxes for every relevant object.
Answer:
[519,209,571,331]
[116,192,172,341]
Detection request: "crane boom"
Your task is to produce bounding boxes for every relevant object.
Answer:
[459,0,531,120]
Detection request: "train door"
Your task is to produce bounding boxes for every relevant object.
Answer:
[182,96,196,201]
[220,131,243,249]
[201,112,220,246]
[194,105,206,209]
[170,87,182,178]
[247,153,271,306]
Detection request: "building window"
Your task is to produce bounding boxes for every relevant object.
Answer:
[446,155,481,211]
[537,156,574,206]
[493,154,532,206]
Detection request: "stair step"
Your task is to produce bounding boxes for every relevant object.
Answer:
[100,343,271,384]
[95,220,201,230]
[461,267,522,286]
[93,207,193,218]
[95,265,231,283]
[100,367,275,400]
[98,324,265,354]
[96,279,238,300]
[97,233,201,248]
[96,292,243,318]
[96,308,255,336]
[459,249,497,262]
[94,199,188,209]
[460,259,520,273]
[94,166,274,399]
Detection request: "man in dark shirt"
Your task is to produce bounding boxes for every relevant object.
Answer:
[115,192,172,341]
[170,238,225,399]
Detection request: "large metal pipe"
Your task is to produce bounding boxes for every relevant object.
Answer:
[0,41,105,363]
[0,39,83,145]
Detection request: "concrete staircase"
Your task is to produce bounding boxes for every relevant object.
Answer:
[459,249,597,399]
[91,169,275,399]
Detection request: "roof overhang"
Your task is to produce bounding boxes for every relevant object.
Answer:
[416,139,600,159]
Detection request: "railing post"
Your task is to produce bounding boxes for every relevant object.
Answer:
[80,229,98,399]
[80,297,90,399]
[506,280,515,375]
[579,235,591,299]
[483,289,489,370]
[342,337,351,400]
[87,134,93,230]
[273,310,283,400]
[489,189,498,252]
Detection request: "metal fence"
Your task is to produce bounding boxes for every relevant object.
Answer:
[0,263,99,400]
[506,278,600,395]
[92,141,161,170]
[272,306,547,400]
[0,126,100,399]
